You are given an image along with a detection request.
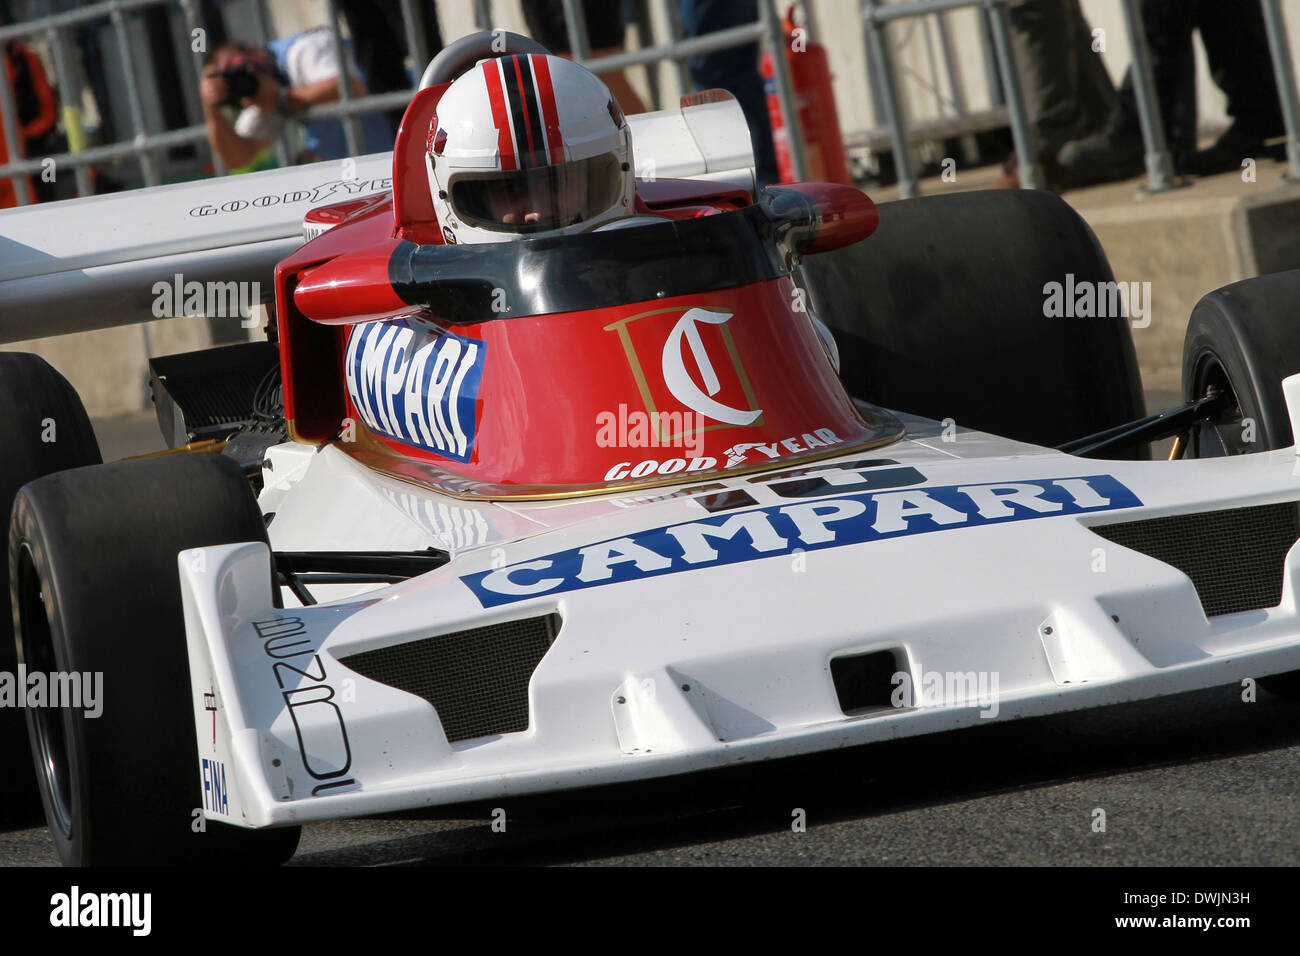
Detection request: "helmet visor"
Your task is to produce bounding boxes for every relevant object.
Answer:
[450,153,624,234]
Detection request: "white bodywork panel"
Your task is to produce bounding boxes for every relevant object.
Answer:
[180,408,1300,829]
[628,97,757,196]
[0,154,394,343]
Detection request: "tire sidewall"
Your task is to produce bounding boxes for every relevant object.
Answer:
[1183,312,1281,451]
[1182,281,1300,452]
[0,354,101,824]
[9,493,96,865]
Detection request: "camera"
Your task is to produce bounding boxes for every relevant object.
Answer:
[220,63,261,107]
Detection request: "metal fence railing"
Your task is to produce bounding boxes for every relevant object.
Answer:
[2,0,1299,206]
[0,0,452,201]
[860,0,1300,198]
[1262,0,1300,181]
[0,0,811,206]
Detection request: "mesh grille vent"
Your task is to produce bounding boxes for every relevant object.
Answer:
[1089,502,1300,617]
[340,614,559,742]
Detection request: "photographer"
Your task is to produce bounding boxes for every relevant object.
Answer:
[1,37,58,207]
[200,27,390,171]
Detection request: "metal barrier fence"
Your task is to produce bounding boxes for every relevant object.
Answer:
[561,0,812,179]
[0,0,471,202]
[1,0,1299,206]
[862,0,1300,198]
[0,0,809,206]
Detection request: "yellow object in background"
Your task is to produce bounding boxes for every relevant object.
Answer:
[61,103,86,153]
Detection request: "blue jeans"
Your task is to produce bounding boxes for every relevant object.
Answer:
[678,0,778,185]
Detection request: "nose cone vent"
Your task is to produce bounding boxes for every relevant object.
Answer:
[339,614,560,742]
[831,648,906,715]
[1089,502,1300,617]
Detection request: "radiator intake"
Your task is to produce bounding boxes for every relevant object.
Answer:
[339,614,560,742]
[1089,501,1300,617]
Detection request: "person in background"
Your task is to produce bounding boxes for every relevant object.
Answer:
[521,0,647,114]
[200,27,391,171]
[338,0,444,133]
[0,38,57,208]
[678,0,778,187]
[1057,0,1285,184]
[997,0,1115,191]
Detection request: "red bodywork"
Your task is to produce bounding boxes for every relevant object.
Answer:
[274,83,890,499]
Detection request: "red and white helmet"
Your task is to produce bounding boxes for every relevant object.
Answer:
[426,53,635,245]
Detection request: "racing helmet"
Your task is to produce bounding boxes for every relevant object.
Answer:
[426,53,634,245]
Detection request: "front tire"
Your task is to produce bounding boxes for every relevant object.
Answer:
[1181,269,1300,455]
[0,353,101,822]
[9,453,300,865]
[1180,269,1300,698]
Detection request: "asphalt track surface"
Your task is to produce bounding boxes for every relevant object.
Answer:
[3,681,1298,865]
[4,403,1298,867]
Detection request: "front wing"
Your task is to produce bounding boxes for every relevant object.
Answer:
[180,445,1300,829]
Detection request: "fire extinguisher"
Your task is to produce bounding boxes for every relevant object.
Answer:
[761,6,851,185]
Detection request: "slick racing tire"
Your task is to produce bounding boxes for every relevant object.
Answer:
[1180,269,1300,699]
[9,453,301,865]
[1181,269,1300,456]
[801,188,1146,458]
[0,354,102,823]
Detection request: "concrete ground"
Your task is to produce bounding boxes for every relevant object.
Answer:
[91,409,169,459]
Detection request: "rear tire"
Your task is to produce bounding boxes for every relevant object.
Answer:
[0,354,101,823]
[801,189,1146,457]
[9,453,300,865]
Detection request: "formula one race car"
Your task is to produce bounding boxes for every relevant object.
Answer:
[4,32,1300,866]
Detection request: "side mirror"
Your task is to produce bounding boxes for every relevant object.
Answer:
[761,182,878,256]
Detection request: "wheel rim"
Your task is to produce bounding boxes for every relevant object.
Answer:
[15,544,74,838]
[1190,355,1248,456]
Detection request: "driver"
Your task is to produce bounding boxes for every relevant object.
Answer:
[426,53,635,244]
